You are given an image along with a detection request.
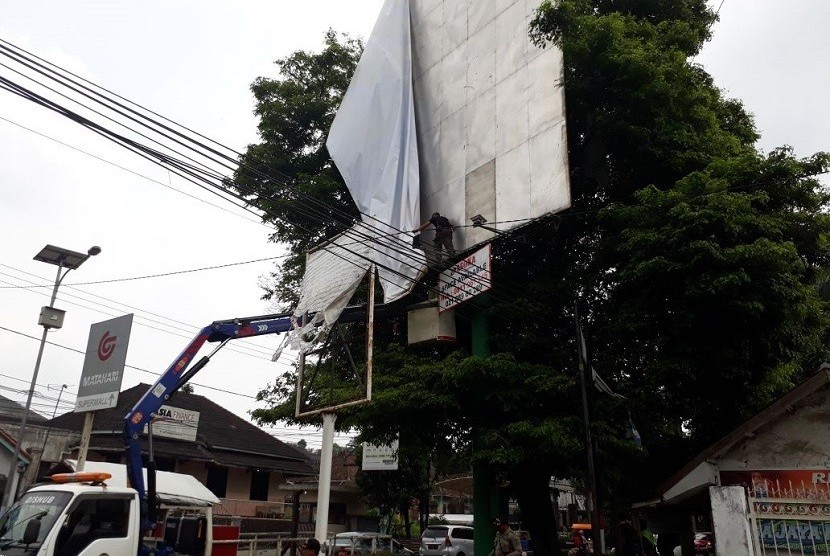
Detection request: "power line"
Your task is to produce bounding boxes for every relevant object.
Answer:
[0,324,277,401]
[0,38,503,309]
[0,114,266,227]
[0,254,289,289]
[0,266,299,364]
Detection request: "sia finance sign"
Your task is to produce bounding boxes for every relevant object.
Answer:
[74,314,133,412]
[438,244,492,312]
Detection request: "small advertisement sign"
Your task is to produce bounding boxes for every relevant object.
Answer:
[438,244,492,312]
[720,469,830,499]
[144,405,200,442]
[74,314,133,412]
[362,437,399,471]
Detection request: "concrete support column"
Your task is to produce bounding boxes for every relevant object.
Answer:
[315,413,336,543]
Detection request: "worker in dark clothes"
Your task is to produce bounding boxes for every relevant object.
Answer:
[414,212,455,259]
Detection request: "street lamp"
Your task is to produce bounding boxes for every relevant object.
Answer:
[1,245,101,510]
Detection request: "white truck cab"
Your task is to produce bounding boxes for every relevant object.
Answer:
[0,462,219,556]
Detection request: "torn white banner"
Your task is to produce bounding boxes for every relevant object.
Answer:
[326,0,426,303]
[293,223,373,335]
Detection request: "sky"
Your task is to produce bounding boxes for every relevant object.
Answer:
[0,0,827,451]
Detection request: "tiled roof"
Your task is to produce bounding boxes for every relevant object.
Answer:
[0,429,31,463]
[49,383,313,475]
[0,394,48,425]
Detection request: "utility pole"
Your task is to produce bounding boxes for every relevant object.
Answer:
[575,301,603,553]
[2,244,100,510]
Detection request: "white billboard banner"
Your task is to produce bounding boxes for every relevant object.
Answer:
[438,244,492,312]
[144,405,200,442]
[74,314,133,412]
[410,0,571,251]
[362,437,399,471]
[326,0,426,303]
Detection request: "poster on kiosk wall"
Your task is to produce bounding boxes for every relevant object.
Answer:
[720,469,830,552]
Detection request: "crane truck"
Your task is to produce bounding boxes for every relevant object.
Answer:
[0,313,294,556]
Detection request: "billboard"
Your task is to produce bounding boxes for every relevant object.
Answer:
[74,314,133,412]
[410,0,571,251]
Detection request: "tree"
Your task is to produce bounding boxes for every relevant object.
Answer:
[355,438,431,538]
[230,30,363,306]
[237,8,830,554]
[528,0,830,499]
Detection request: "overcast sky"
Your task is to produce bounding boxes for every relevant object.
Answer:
[0,0,826,450]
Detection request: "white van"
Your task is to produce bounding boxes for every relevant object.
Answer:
[420,525,475,556]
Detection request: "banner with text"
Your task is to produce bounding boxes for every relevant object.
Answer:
[74,314,133,412]
[144,405,200,442]
[438,244,492,312]
[362,437,399,471]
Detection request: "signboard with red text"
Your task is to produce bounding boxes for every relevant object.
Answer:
[438,244,492,312]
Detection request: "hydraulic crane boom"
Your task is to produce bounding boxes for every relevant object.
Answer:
[123,312,293,532]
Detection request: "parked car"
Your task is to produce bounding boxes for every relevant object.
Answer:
[693,532,714,554]
[672,532,714,556]
[420,525,475,556]
[327,532,414,556]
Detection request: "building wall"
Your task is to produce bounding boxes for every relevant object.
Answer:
[709,486,754,556]
[178,460,208,483]
[226,467,251,499]
[719,390,830,470]
[268,471,285,502]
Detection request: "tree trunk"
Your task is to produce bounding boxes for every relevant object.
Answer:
[511,466,560,556]
[400,501,413,538]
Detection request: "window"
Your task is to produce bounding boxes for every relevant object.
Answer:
[249,470,270,501]
[206,465,228,498]
[328,503,347,525]
[453,528,474,540]
[54,496,130,556]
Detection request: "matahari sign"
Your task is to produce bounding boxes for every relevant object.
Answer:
[74,314,133,412]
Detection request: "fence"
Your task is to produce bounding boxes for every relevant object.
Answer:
[748,482,830,555]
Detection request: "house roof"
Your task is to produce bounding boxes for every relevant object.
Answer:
[48,383,314,475]
[285,450,360,489]
[0,394,47,425]
[0,429,31,466]
[657,363,830,502]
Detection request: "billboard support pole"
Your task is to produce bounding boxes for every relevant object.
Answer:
[471,293,503,556]
[315,412,336,543]
[76,412,95,471]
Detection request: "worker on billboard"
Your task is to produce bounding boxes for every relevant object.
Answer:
[414,212,456,259]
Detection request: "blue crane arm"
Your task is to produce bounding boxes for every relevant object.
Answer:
[123,312,293,532]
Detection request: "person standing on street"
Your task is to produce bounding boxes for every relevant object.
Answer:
[489,515,525,556]
[414,212,456,259]
[300,538,321,556]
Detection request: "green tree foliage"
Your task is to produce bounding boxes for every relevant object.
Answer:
[230,30,363,305]
[529,0,830,487]
[239,6,830,554]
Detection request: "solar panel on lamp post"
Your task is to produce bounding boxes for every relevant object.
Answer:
[1,244,101,511]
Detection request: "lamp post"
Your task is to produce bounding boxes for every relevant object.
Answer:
[1,244,101,510]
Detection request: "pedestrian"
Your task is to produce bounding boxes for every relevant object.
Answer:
[414,212,456,259]
[569,529,589,556]
[300,538,321,556]
[639,520,657,556]
[488,515,525,556]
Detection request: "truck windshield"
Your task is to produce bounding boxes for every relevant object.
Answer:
[0,491,72,546]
